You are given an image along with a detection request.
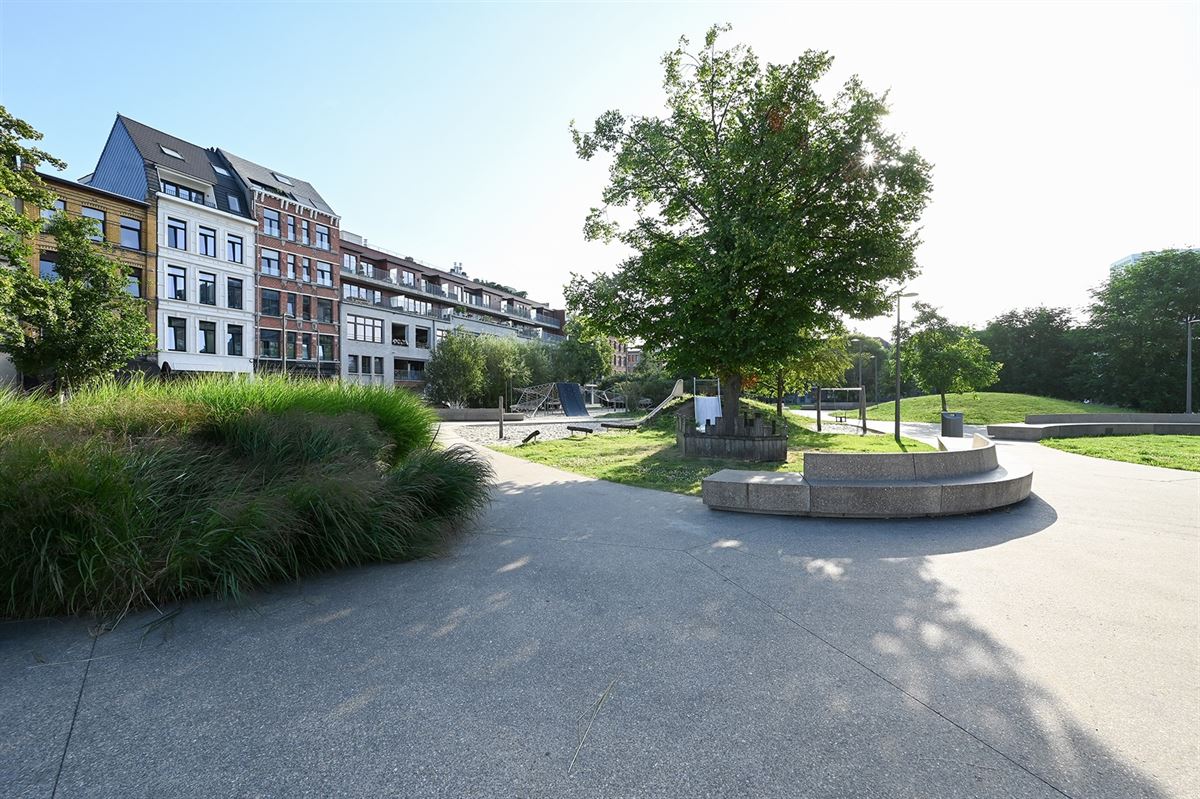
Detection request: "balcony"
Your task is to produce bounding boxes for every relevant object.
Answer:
[395,369,426,382]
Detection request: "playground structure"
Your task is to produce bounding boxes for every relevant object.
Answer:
[512,382,591,418]
[599,380,688,430]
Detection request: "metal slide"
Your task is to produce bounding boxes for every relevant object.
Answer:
[555,383,590,417]
[638,379,686,425]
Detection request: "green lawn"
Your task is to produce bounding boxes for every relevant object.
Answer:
[496,401,932,495]
[1042,435,1200,472]
[857,392,1129,425]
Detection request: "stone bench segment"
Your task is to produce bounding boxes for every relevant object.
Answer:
[701,435,1033,518]
[988,419,1200,441]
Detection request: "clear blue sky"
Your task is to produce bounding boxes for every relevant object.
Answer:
[2,2,1196,337]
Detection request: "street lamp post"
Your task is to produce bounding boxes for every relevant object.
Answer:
[850,337,863,388]
[892,290,918,443]
[1187,316,1198,414]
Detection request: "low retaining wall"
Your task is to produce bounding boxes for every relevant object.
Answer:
[988,413,1200,441]
[702,434,1033,518]
[434,408,525,422]
[675,402,787,463]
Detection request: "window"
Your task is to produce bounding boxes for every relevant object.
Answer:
[198,226,216,257]
[260,329,280,358]
[343,253,356,272]
[227,195,241,213]
[316,298,333,323]
[167,265,186,300]
[227,324,243,356]
[286,293,296,318]
[120,217,141,249]
[126,272,141,297]
[347,314,384,343]
[167,217,186,250]
[39,252,58,280]
[41,199,65,229]
[395,295,432,316]
[273,172,293,186]
[199,272,216,305]
[301,334,312,360]
[261,249,280,276]
[415,327,431,349]
[82,207,105,242]
[315,224,330,250]
[302,295,311,321]
[301,258,311,282]
[167,316,187,351]
[317,262,332,286]
[319,335,334,361]
[287,216,296,240]
[161,181,205,204]
[260,289,280,316]
[348,354,359,374]
[159,144,183,159]
[263,209,280,237]
[402,270,415,286]
[227,234,243,263]
[301,220,309,244]
[374,357,384,376]
[227,277,243,310]
[343,284,381,304]
[213,165,230,177]
[286,254,296,279]
[286,331,297,360]
[361,260,374,278]
[198,321,217,354]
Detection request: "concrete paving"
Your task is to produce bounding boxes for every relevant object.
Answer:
[1,429,1196,798]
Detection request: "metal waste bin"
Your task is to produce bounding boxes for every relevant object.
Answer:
[941,412,964,437]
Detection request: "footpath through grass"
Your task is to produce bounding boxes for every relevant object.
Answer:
[1042,435,1200,472]
[499,400,932,495]
[857,392,1129,425]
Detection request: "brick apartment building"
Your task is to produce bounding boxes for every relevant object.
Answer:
[219,151,340,378]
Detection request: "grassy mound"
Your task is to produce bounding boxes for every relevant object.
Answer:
[0,377,492,619]
[1042,435,1200,472]
[860,392,1129,425]
[501,399,931,495]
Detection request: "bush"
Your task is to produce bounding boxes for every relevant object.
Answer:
[0,376,491,618]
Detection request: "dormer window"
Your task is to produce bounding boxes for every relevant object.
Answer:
[159,145,184,159]
[227,195,241,212]
[213,165,230,177]
[273,173,293,186]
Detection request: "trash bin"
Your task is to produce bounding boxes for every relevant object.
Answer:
[941,412,964,437]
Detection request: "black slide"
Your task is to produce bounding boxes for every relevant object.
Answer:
[556,383,590,417]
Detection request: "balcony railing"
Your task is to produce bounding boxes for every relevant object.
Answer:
[395,369,426,382]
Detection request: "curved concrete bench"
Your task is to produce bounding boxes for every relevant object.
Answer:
[702,434,1033,518]
[987,413,1200,441]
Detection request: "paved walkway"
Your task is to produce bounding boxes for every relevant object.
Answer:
[789,408,989,445]
[3,432,1197,798]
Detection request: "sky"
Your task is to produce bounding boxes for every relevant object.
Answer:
[1,1,1196,339]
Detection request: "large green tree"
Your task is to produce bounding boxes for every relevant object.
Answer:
[977,307,1078,399]
[2,214,153,391]
[0,107,66,341]
[550,322,612,385]
[903,303,1000,411]
[1082,250,1200,411]
[473,335,530,409]
[424,328,485,408]
[566,26,932,429]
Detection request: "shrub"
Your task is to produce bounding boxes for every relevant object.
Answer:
[0,376,490,618]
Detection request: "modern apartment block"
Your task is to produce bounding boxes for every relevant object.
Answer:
[339,231,566,387]
[0,173,157,387]
[218,152,340,378]
[85,116,256,375]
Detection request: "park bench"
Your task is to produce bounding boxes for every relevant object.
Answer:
[566,426,593,436]
[702,434,1032,518]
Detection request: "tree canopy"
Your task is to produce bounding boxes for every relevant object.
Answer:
[565,25,933,425]
[977,307,1077,399]
[0,107,66,341]
[1,214,153,391]
[903,303,1000,411]
[424,329,485,408]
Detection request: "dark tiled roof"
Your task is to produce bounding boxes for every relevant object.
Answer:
[116,115,252,218]
[217,149,337,217]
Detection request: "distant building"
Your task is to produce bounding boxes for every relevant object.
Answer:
[1111,248,1199,272]
[609,339,642,374]
[338,231,565,387]
[86,116,257,376]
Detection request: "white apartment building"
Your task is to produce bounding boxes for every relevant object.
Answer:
[154,182,257,374]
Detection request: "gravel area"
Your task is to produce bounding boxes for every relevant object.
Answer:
[448,420,613,447]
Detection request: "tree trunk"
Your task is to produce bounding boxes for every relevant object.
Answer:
[775,371,784,417]
[719,372,742,434]
[940,392,947,412]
